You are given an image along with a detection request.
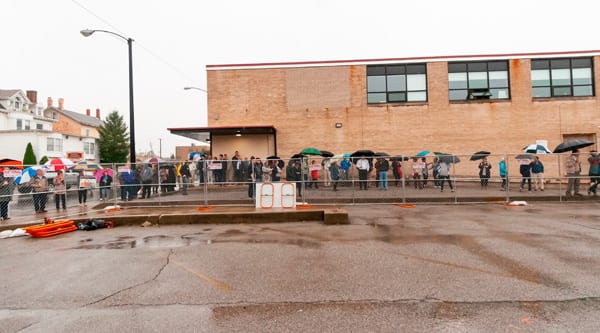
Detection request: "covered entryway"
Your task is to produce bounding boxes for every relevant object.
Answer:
[168,125,277,158]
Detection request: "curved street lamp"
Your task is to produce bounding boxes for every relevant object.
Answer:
[81,29,136,164]
[184,86,207,93]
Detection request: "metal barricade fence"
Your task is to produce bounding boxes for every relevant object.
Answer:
[2,153,597,221]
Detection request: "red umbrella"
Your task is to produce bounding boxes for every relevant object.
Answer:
[44,157,74,171]
[0,158,23,169]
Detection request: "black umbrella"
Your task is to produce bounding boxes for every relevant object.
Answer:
[291,153,304,159]
[470,151,491,161]
[320,150,334,158]
[391,155,410,161]
[515,154,534,160]
[553,139,595,153]
[374,152,391,157]
[350,150,375,158]
[266,155,280,160]
[436,153,461,164]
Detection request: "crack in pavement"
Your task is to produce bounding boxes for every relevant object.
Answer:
[83,249,173,307]
[15,321,39,332]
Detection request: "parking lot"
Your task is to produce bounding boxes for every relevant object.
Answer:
[2,202,600,332]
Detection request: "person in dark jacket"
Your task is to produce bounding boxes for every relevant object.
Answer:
[478,157,492,189]
[0,167,15,221]
[330,161,340,191]
[531,156,545,191]
[179,160,191,195]
[519,158,532,192]
[98,169,113,201]
[247,156,255,198]
[376,158,389,190]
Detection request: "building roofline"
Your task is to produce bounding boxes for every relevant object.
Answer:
[206,49,600,70]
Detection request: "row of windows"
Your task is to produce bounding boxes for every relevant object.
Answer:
[366,57,595,104]
[46,139,95,155]
[16,119,45,131]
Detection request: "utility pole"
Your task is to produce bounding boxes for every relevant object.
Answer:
[158,138,162,158]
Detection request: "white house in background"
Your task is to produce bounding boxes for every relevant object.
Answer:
[0,89,104,163]
[43,97,103,162]
[0,89,55,161]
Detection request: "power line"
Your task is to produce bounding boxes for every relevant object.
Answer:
[71,0,206,89]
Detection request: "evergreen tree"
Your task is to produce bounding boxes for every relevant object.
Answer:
[98,111,129,163]
[23,142,37,166]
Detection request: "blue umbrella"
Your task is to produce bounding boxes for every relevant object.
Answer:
[14,166,47,184]
[416,150,430,157]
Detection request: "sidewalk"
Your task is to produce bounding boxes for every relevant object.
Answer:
[1,181,596,230]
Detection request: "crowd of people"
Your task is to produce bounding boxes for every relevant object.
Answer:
[2,149,600,221]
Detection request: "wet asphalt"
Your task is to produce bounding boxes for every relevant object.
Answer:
[1,202,600,332]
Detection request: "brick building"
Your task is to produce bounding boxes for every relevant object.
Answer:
[170,50,600,178]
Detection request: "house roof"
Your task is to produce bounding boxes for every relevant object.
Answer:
[0,89,21,99]
[47,107,103,127]
[206,49,600,70]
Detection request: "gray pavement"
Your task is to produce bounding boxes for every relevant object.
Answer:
[2,202,600,332]
[2,179,597,228]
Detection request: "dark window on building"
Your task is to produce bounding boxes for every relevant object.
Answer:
[367,64,427,103]
[531,57,594,98]
[448,61,510,101]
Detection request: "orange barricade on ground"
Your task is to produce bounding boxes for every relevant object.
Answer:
[23,219,77,238]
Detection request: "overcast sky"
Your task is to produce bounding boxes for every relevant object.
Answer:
[2,0,598,157]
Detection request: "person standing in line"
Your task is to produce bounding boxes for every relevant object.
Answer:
[340,157,351,186]
[431,157,440,188]
[53,170,67,211]
[271,159,282,182]
[308,160,321,189]
[356,156,370,190]
[119,163,137,201]
[391,159,402,187]
[286,159,302,196]
[197,155,205,185]
[0,167,15,221]
[330,161,340,191]
[223,153,230,184]
[478,157,492,189]
[588,150,600,196]
[30,169,49,213]
[247,156,256,198]
[565,149,582,197]
[421,157,430,188]
[262,159,273,183]
[519,157,533,192]
[179,160,191,195]
[438,160,453,192]
[99,169,112,201]
[499,158,507,191]
[377,157,389,190]
[322,157,332,187]
[139,163,153,199]
[531,156,545,191]
[233,151,242,183]
[77,170,88,206]
[411,157,425,190]
[151,165,159,194]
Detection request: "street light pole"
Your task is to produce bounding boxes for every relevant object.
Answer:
[184,86,207,92]
[81,29,136,164]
